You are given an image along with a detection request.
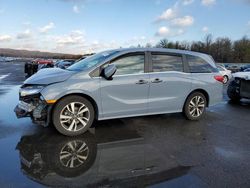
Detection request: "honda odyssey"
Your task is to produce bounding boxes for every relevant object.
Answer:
[15,48,223,136]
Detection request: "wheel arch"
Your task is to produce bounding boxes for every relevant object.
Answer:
[51,93,99,120]
[183,89,210,109]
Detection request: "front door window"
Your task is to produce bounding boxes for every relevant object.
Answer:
[111,54,145,75]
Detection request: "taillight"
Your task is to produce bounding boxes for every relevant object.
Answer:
[214,75,224,83]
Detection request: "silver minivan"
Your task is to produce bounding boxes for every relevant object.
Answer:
[15,48,223,136]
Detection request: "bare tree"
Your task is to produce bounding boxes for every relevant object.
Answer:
[156,39,169,48]
[204,34,213,53]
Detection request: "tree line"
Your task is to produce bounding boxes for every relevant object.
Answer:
[0,48,84,59]
[145,35,250,63]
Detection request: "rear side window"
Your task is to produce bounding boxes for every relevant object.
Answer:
[152,54,183,72]
[187,55,217,73]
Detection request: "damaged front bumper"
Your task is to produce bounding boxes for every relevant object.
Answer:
[14,94,52,127]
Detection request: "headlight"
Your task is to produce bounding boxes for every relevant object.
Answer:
[20,85,44,97]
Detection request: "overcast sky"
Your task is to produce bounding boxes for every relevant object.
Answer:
[0,0,250,54]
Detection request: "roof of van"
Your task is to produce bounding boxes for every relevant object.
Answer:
[111,47,208,56]
[90,48,216,70]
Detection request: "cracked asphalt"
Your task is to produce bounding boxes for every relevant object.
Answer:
[0,61,249,188]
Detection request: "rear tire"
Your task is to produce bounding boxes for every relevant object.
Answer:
[183,92,207,121]
[52,96,95,136]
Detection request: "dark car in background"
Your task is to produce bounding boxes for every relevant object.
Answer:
[226,65,241,73]
[243,68,250,72]
[240,64,250,72]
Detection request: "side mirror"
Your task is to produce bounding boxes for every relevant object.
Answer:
[101,64,117,80]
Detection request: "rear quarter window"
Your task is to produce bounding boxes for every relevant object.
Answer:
[187,55,218,73]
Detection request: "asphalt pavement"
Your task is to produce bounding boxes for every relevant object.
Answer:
[0,61,249,188]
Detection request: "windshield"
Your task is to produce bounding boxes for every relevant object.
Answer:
[67,50,118,71]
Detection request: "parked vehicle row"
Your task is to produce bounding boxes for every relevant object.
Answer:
[15,48,223,136]
[243,68,250,72]
[24,58,84,77]
[225,65,241,73]
[224,64,250,73]
[24,59,54,77]
[54,59,76,69]
[240,64,250,72]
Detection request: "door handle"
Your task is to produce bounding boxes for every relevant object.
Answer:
[151,78,163,83]
[136,79,148,85]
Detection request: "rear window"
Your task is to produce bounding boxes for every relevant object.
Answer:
[152,54,183,72]
[187,55,217,73]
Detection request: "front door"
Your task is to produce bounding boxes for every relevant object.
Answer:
[100,53,149,119]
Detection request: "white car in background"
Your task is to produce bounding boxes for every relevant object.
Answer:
[217,65,232,84]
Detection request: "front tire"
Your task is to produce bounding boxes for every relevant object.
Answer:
[52,96,95,136]
[183,92,207,121]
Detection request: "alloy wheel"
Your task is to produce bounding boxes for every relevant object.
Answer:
[60,102,90,132]
[188,96,205,118]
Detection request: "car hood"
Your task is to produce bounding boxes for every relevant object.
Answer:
[24,68,75,85]
[233,72,250,80]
